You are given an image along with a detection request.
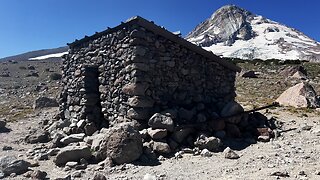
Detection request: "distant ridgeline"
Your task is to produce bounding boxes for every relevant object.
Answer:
[0,46,68,62]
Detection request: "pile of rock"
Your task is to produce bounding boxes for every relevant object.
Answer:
[43,100,275,169]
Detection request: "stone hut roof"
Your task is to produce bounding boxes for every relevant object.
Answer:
[68,16,241,72]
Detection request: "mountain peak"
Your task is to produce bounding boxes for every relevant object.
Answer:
[186,5,320,61]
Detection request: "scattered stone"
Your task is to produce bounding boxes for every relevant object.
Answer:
[2,146,13,151]
[71,170,82,178]
[60,133,85,145]
[270,171,290,177]
[223,147,240,159]
[148,113,174,132]
[240,70,258,78]
[147,128,167,140]
[200,149,212,157]
[276,82,320,108]
[91,123,143,164]
[143,173,157,180]
[33,96,59,109]
[194,135,222,152]
[25,130,50,144]
[172,128,194,143]
[0,156,30,176]
[0,119,6,129]
[152,141,171,154]
[65,161,78,168]
[298,171,306,176]
[54,145,91,166]
[301,124,312,131]
[258,135,270,142]
[30,170,47,179]
[174,151,183,159]
[93,172,107,180]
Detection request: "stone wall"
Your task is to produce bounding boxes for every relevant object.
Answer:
[59,23,237,135]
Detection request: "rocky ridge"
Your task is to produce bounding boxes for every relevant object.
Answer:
[186,5,320,61]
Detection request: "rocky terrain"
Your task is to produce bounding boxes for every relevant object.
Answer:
[0,58,319,179]
[186,5,320,61]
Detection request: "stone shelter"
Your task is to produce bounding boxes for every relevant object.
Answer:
[59,16,241,136]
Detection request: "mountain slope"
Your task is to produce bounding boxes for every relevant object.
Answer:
[0,46,68,61]
[186,5,320,61]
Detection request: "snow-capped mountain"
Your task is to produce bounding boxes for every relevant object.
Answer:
[186,5,320,61]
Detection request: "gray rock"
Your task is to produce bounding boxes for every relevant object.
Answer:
[240,70,258,78]
[65,161,78,168]
[93,172,107,180]
[220,101,244,117]
[128,96,154,108]
[0,156,30,176]
[194,135,222,152]
[60,133,85,145]
[223,147,240,159]
[25,130,50,144]
[148,113,174,132]
[84,123,97,136]
[54,145,91,166]
[147,128,167,140]
[91,123,143,164]
[152,141,171,154]
[200,149,213,157]
[33,96,58,109]
[172,128,194,143]
[276,82,320,108]
[0,119,6,129]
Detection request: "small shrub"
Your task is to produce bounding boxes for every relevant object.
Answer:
[50,73,62,80]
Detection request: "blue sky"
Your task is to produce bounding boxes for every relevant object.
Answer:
[0,0,319,58]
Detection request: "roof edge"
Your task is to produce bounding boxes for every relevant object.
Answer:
[68,16,241,72]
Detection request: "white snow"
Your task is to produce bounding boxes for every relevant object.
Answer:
[188,14,320,61]
[29,51,68,60]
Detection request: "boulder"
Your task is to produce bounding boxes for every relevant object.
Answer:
[152,141,171,154]
[220,101,244,118]
[91,123,143,164]
[223,147,240,159]
[280,65,307,77]
[0,119,6,129]
[25,130,50,144]
[194,135,222,152]
[172,128,194,143]
[147,128,167,140]
[33,97,59,109]
[240,70,258,78]
[60,133,85,145]
[290,70,307,80]
[148,113,174,132]
[0,156,30,176]
[54,145,91,166]
[276,82,320,108]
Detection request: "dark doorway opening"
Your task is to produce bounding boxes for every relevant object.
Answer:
[82,65,107,129]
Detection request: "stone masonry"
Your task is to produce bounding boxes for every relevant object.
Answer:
[59,16,241,136]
